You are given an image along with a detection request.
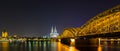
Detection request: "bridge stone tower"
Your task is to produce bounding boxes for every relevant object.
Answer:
[50,26,59,38]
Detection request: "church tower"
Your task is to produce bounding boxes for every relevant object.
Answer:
[54,26,57,33]
[2,29,8,38]
[50,26,59,38]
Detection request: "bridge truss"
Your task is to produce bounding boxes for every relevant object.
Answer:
[60,5,120,38]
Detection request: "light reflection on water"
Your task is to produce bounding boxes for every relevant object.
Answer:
[98,45,102,51]
[0,41,78,51]
[57,42,79,51]
[0,42,9,51]
[0,40,120,51]
[101,41,120,51]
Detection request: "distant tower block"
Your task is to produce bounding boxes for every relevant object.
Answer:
[2,29,8,38]
[50,26,59,38]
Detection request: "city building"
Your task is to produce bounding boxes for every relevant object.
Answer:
[50,26,59,38]
[2,29,8,38]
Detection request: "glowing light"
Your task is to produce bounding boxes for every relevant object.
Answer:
[57,42,61,51]
[58,39,61,42]
[2,31,8,38]
[70,38,75,46]
[110,39,114,44]
[98,45,102,51]
[28,39,31,40]
[71,39,75,42]
[98,38,101,45]
[57,41,78,51]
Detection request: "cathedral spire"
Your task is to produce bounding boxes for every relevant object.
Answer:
[51,26,54,33]
[54,26,57,33]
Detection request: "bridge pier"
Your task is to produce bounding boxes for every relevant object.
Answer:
[60,38,75,46]
[60,38,71,45]
[60,37,101,51]
[75,38,98,46]
[75,37,99,51]
[60,38,98,45]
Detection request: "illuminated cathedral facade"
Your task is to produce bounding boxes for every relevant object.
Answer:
[50,26,59,38]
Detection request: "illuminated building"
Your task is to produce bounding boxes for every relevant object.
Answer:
[2,29,8,38]
[13,34,17,38]
[50,26,59,38]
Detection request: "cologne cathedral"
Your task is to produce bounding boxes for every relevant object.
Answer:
[50,26,59,38]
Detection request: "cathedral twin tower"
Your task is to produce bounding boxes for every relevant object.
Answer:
[50,26,59,38]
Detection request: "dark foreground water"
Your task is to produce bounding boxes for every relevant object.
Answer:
[0,41,78,51]
[0,41,120,51]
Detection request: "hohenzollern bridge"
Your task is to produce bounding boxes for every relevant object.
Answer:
[59,5,120,39]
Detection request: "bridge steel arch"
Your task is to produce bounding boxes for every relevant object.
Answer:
[59,28,80,38]
[78,5,120,36]
[59,5,120,38]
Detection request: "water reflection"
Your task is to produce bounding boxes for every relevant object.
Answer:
[98,39,120,51]
[1,42,9,51]
[26,41,51,51]
[75,38,120,51]
[98,38,102,51]
[98,45,102,51]
[101,41,120,51]
[0,41,78,51]
[57,42,78,51]
[0,40,120,51]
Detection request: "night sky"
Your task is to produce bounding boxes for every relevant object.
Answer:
[0,0,120,37]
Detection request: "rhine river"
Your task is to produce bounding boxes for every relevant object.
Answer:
[0,40,120,51]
